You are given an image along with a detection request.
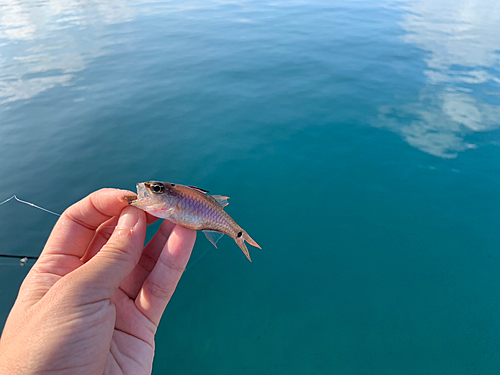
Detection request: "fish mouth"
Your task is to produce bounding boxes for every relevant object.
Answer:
[136,182,149,199]
[119,183,151,205]
[131,182,154,206]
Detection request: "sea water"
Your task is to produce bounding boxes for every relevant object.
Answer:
[1,0,499,373]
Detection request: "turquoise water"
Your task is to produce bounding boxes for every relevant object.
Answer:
[1,0,500,373]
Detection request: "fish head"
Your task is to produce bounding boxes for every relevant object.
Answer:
[127,181,180,217]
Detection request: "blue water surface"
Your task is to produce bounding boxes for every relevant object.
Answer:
[1,0,500,373]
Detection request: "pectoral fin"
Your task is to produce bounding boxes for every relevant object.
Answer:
[203,230,224,248]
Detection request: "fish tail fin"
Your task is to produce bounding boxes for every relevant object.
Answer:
[236,238,252,262]
[243,231,261,249]
[235,231,261,262]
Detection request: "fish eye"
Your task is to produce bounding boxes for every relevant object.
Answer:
[151,183,164,194]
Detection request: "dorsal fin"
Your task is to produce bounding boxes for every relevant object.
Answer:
[188,185,210,194]
[211,195,230,207]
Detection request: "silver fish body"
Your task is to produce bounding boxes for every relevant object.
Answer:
[125,181,261,261]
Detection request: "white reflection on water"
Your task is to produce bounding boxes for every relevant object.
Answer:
[0,0,143,105]
[380,0,500,158]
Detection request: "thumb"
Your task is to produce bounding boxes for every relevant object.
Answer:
[73,206,147,300]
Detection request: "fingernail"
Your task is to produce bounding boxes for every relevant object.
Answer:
[117,207,139,229]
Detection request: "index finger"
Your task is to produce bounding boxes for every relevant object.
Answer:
[41,188,134,260]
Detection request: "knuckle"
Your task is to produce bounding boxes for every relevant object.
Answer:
[101,240,134,263]
[147,280,173,300]
[158,255,185,273]
[96,226,114,243]
[138,252,157,273]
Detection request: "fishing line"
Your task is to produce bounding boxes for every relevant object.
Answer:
[186,246,212,270]
[0,256,37,267]
[0,195,61,217]
[0,195,212,268]
[0,195,61,263]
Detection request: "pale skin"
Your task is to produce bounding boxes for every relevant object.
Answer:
[0,188,196,375]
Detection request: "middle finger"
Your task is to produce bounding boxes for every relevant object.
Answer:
[119,220,176,299]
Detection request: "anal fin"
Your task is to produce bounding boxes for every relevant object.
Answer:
[203,230,224,248]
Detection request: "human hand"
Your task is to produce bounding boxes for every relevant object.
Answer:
[0,188,196,375]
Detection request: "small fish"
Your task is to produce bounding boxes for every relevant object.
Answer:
[120,181,261,261]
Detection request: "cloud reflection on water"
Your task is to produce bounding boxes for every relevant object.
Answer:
[0,0,142,105]
[379,0,500,158]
